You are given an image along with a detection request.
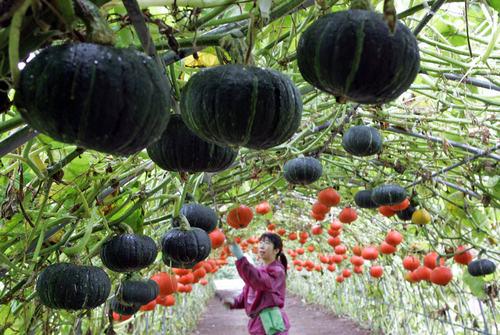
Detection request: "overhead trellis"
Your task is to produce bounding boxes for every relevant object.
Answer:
[0,0,498,334]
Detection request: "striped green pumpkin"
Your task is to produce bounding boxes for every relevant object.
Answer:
[36,263,111,310]
[342,126,382,156]
[283,157,323,185]
[297,10,420,104]
[147,115,237,173]
[354,190,378,208]
[180,65,302,150]
[371,184,407,205]
[15,43,171,155]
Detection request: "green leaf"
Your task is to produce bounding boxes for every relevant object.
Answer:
[0,304,15,329]
[463,271,486,299]
[469,209,487,226]
[54,0,76,25]
[63,152,95,181]
[487,0,500,12]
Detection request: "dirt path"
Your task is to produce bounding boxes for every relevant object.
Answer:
[191,289,373,335]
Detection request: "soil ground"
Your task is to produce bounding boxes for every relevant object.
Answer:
[191,288,373,335]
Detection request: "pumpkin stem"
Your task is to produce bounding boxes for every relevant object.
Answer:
[63,216,95,256]
[173,173,196,219]
[383,0,397,33]
[350,0,373,11]
[74,0,115,45]
[177,214,191,231]
[219,30,248,64]
[118,221,134,234]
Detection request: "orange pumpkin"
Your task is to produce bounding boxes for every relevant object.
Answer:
[453,246,473,265]
[430,266,453,286]
[317,187,341,207]
[385,230,403,246]
[209,228,225,249]
[338,207,357,223]
[255,201,271,215]
[150,272,178,296]
[156,294,176,307]
[369,265,383,278]
[227,205,253,229]
[402,255,420,271]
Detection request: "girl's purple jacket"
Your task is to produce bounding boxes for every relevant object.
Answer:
[230,257,290,335]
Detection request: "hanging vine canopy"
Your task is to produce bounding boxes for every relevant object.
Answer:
[0,0,498,333]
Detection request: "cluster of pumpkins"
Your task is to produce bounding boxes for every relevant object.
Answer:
[15,3,420,175]
[282,214,496,286]
[20,0,450,316]
[36,202,229,313]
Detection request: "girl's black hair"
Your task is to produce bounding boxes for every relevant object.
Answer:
[259,232,288,274]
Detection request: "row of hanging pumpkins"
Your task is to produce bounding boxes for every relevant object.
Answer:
[241,192,496,286]
[275,215,496,285]
[25,4,422,313]
[36,202,227,312]
[14,5,418,169]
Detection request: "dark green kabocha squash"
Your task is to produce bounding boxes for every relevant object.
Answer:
[147,115,237,173]
[468,259,496,277]
[342,126,382,156]
[180,65,303,149]
[371,184,407,205]
[15,43,172,155]
[36,263,111,310]
[110,297,141,315]
[397,205,416,221]
[118,279,159,305]
[161,227,211,269]
[297,10,419,104]
[283,157,322,185]
[354,190,378,208]
[100,234,157,273]
[172,203,218,233]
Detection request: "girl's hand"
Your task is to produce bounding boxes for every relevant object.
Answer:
[229,243,244,260]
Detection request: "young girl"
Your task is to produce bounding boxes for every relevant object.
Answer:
[223,232,290,335]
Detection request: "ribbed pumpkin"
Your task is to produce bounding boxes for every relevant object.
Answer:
[468,259,496,277]
[36,263,111,310]
[15,43,172,155]
[147,115,237,173]
[371,184,407,205]
[111,297,141,315]
[150,272,178,296]
[297,10,419,104]
[161,227,211,269]
[397,205,416,221]
[283,157,322,185]
[354,190,378,208]
[342,126,382,156]
[209,228,226,249]
[172,203,218,233]
[100,234,158,273]
[227,205,254,229]
[118,279,159,305]
[180,65,303,149]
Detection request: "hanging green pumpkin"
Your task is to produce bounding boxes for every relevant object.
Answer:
[147,115,237,173]
[180,65,302,149]
[15,43,172,155]
[297,10,419,104]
